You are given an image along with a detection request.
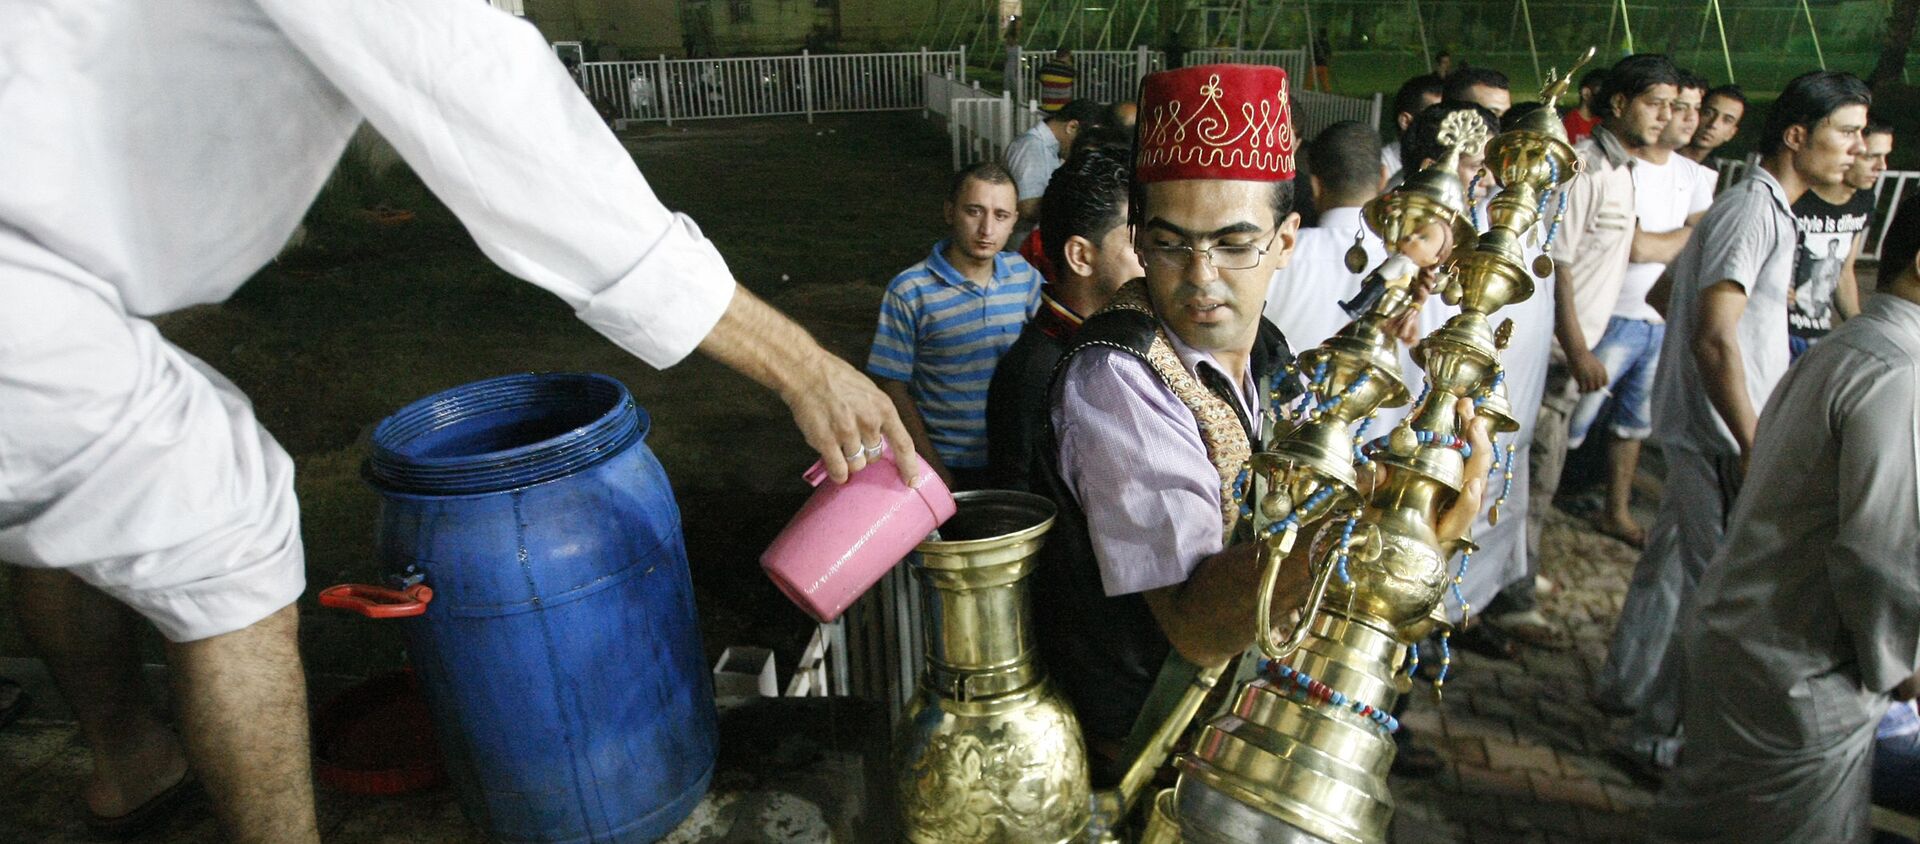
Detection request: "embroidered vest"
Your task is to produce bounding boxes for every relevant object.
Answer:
[1029,279,1298,751]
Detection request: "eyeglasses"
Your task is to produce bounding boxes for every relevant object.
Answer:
[1140,227,1282,271]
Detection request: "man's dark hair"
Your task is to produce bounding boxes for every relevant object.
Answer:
[1072,123,1133,157]
[1868,116,1896,139]
[1595,54,1681,120]
[1760,70,1872,157]
[1401,100,1498,172]
[1442,66,1508,102]
[1676,69,1710,97]
[1307,121,1384,204]
[1050,98,1106,127]
[1578,67,1608,94]
[1393,73,1447,123]
[1879,192,1920,289]
[950,161,1016,202]
[1040,144,1134,273]
[1705,84,1748,112]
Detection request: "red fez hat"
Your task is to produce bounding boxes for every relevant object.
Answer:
[1134,63,1297,184]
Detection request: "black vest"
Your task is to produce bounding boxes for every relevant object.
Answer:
[1030,308,1296,745]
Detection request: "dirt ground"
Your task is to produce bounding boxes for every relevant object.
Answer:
[0,111,960,678]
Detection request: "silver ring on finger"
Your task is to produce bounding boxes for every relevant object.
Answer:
[843,445,865,460]
[861,441,885,457]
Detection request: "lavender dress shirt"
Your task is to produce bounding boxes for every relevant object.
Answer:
[1052,325,1264,597]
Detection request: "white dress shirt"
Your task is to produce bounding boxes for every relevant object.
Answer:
[1,0,736,368]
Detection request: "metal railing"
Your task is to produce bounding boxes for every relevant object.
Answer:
[947,93,1045,171]
[1184,48,1309,81]
[1712,157,1916,261]
[923,71,983,119]
[1013,46,1163,106]
[578,48,965,125]
[1293,89,1384,146]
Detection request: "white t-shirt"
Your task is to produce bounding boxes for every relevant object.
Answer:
[1263,206,1386,352]
[1616,155,1715,323]
[1380,141,1404,182]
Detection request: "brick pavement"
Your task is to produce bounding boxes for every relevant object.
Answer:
[1386,504,1657,843]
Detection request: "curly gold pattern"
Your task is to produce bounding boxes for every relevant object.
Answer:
[1137,72,1296,178]
[898,691,1091,843]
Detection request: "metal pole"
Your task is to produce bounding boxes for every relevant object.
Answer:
[1303,0,1318,79]
[1620,0,1635,54]
[1520,0,1543,90]
[1800,0,1828,69]
[1256,0,1285,52]
[1124,0,1153,54]
[802,49,815,124]
[659,54,673,126]
[1022,0,1054,48]
[959,43,969,81]
[1412,0,1432,69]
[1710,0,1735,83]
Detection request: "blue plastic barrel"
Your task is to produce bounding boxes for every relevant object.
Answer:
[364,372,716,843]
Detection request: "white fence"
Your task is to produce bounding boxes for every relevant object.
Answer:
[1013,46,1163,107]
[1294,89,1385,146]
[1713,157,1916,262]
[578,48,964,125]
[948,93,1045,171]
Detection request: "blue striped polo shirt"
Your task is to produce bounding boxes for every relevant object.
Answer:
[866,240,1041,469]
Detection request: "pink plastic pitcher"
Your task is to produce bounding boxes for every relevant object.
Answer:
[761,445,955,623]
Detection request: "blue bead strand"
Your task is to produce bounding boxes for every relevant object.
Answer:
[1333,514,1359,584]
[1544,183,1569,251]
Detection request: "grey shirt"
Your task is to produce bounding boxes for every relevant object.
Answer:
[1649,165,1798,456]
[1654,294,1920,842]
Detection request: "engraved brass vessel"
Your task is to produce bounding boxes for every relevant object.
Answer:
[894,490,1092,843]
[1158,50,1596,844]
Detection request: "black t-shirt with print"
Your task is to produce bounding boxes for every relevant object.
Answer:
[1788,189,1875,339]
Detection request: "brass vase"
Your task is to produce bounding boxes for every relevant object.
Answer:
[894,491,1092,843]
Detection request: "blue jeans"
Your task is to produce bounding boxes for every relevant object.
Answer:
[1568,316,1663,449]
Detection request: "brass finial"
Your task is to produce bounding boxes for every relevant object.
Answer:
[1539,46,1599,104]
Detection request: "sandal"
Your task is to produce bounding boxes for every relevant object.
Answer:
[0,678,26,731]
[84,770,200,839]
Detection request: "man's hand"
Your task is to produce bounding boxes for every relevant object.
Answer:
[1570,347,1610,394]
[783,356,923,484]
[1434,396,1495,546]
[696,286,922,485]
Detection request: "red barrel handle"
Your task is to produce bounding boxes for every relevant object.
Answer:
[318,583,434,619]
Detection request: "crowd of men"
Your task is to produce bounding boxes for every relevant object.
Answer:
[865,51,1917,841]
[2,6,1914,840]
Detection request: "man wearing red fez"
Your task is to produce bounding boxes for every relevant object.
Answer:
[1028,64,1488,785]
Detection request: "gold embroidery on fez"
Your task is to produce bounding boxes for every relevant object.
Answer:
[1137,75,1296,176]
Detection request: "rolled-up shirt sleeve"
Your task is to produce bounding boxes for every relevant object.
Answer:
[254,0,734,367]
[1053,348,1226,596]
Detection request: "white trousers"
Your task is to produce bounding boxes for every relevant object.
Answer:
[1,273,304,642]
